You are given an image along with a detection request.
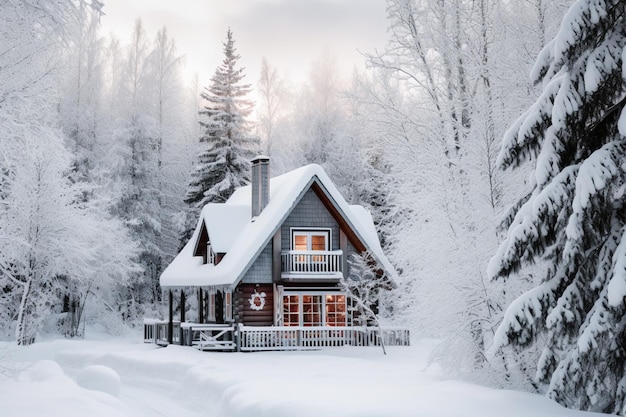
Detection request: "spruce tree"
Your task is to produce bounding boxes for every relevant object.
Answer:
[489,1,626,413]
[183,29,258,241]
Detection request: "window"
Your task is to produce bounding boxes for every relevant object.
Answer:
[292,229,330,265]
[325,294,346,326]
[224,291,232,321]
[302,295,322,326]
[292,230,330,251]
[283,295,300,326]
[281,292,346,326]
[206,290,216,321]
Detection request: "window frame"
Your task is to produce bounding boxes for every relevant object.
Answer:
[224,290,233,321]
[290,228,332,252]
[206,289,216,321]
[281,290,347,327]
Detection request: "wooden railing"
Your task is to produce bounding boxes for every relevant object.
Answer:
[145,320,410,351]
[238,325,410,351]
[180,323,237,351]
[281,250,343,276]
[143,318,180,346]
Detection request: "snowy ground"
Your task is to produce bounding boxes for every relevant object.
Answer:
[0,331,604,417]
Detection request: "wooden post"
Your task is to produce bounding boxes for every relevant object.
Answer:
[168,290,173,345]
[236,323,242,352]
[198,288,204,323]
[273,230,281,281]
[180,291,186,345]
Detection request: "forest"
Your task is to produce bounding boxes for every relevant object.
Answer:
[2,0,626,414]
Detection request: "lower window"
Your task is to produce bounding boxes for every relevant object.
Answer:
[282,292,346,326]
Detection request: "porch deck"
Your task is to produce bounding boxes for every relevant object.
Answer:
[143,319,410,351]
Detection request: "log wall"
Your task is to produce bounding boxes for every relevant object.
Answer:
[235,283,274,326]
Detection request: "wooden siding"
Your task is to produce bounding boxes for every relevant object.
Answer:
[241,242,273,284]
[235,283,274,326]
[281,188,341,252]
[311,182,366,253]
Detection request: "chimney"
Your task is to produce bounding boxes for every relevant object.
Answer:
[251,156,270,218]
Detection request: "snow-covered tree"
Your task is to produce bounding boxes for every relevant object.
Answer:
[489,1,626,412]
[58,0,105,181]
[0,0,140,344]
[183,29,259,240]
[257,57,289,156]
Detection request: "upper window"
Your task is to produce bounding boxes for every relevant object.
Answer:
[292,230,330,251]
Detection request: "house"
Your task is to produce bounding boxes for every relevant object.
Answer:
[146,157,409,350]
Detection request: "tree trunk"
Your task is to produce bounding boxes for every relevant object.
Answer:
[15,277,33,346]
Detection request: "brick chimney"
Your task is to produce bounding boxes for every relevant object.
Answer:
[251,156,270,218]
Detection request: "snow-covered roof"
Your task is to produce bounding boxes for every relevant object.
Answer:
[201,204,249,253]
[160,164,397,288]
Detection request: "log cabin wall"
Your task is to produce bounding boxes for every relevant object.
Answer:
[235,283,274,326]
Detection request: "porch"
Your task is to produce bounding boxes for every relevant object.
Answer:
[143,319,410,351]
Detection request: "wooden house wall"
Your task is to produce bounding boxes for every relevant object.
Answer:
[234,283,274,326]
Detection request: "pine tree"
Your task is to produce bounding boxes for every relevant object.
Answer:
[489,1,626,413]
[183,29,258,240]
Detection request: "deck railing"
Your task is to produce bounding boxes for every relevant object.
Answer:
[143,318,180,346]
[281,250,343,276]
[180,323,237,351]
[144,320,410,351]
[238,324,410,351]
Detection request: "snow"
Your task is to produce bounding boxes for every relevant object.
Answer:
[76,365,121,397]
[160,163,397,288]
[0,333,605,417]
[607,230,626,307]
[203,204,251,253]
[618,106,626,137]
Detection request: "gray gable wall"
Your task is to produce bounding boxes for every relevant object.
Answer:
[241,242,273,284]
[281,187,340,251]
[241,186,346,284]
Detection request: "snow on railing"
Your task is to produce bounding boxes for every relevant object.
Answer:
[281,250,343,275]
[143,318,180,346]
[238,324,410,351]
[145,319,410,351]
[180,323,237,351]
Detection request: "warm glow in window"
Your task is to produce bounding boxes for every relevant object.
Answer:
[302,295,322,326]
[292,231,329,251]
[224,291,232,321]
[283,295,300,326]
[325,294,347,326]
[311,235,326,251]
[282,292,347,326]
[294,235,308,251]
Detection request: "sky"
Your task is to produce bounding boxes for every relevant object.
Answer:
[98,0,389,89]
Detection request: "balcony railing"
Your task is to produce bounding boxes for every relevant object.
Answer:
[281,250,343,279]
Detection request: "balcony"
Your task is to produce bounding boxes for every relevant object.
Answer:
[280,250,343,280]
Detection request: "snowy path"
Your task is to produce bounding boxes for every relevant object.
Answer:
[118,373,206,417]
[0,336,610,417]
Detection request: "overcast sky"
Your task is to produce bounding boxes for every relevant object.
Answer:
[99,0,389,89]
